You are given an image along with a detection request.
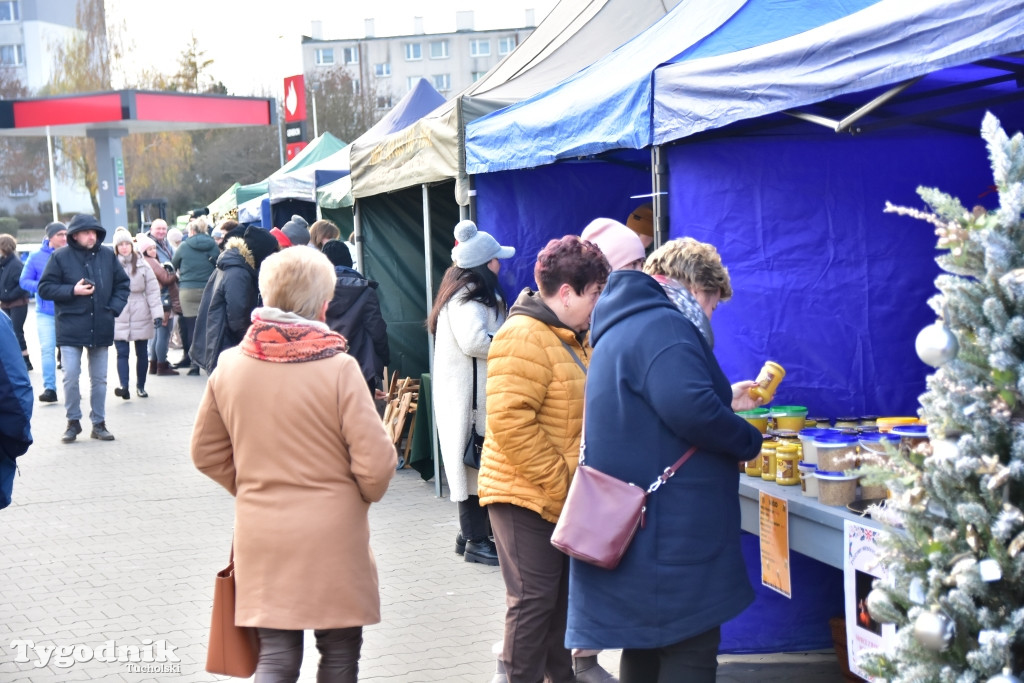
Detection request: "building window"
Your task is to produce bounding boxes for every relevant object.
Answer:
[470,39,491,57]
[404,43,422,61]
[374,62,391,77]
[429,40,449,59]
[432,73,451,92]
[343,47,359,64]
[352,79,360,95]
[499,36,517,55]
[0,2,19,22]
[8,181,33,197]
[407,77,420,92]
[376,96,393,109]
[472,71,486,82]
[0,44,23,66]
[315,48,334,66]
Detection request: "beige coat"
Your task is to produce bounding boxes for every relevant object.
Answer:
[113,253,162,342]
[191,347,397,630]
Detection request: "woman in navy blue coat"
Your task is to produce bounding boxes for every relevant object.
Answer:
[566,238,763,683]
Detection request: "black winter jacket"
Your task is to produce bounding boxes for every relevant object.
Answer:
[38,223,130,348]
[191,238,257,373]
[325,265,389,386]
[0,253,28,303]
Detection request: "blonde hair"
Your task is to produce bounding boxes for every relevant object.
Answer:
[258,246,336,320]
[644,237,732,301]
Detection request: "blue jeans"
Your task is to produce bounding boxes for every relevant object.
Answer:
[148,317,170,363]
[37,312,56,391]
[61,346,109,425]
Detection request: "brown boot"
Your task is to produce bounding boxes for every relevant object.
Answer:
[156,362,179,376]
[149,359,158,375]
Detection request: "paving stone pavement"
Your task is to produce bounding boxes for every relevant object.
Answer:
[1,304,845,681]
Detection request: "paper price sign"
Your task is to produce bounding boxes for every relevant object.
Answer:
[759,491,791,598]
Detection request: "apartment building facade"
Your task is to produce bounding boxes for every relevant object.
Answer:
[301,11,535,111]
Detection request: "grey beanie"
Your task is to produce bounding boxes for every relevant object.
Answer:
[281,215,310,246]
[45,221,67,239]
[451,220,515,269]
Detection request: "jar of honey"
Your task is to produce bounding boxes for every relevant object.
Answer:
[744,453,762,477]
[749,361,785,403]
[760,441,778,482]
[775,444,800,485]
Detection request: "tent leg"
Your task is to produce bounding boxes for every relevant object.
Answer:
[422,184,443,498]
[651,145,668,248]
[353,200,364,273]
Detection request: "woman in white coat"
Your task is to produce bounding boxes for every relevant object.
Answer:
[112,228,162,398]
[427,220,515,566]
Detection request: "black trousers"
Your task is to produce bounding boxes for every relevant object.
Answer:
[457,494,490,542]
[619,626,721,683]
[254,626,362,683]
[4,303,27,352]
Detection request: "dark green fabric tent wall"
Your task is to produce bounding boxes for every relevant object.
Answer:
[359,181,458,379]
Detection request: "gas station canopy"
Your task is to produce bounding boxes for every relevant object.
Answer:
[0,89,275,136]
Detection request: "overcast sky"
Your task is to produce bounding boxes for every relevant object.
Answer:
[106,0,556,96]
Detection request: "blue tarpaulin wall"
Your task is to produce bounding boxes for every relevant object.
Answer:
[477,127,994,418]
[476,160,651,298]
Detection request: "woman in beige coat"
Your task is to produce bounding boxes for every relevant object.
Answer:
[191,246,397,683]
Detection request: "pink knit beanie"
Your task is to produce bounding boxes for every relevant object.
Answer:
[581,218,646,270]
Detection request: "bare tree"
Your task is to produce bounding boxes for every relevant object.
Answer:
[307,66,384,143]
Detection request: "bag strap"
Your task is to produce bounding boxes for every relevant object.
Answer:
[560,339,588,376]
[644,446,698,495]
[471,357,478,411]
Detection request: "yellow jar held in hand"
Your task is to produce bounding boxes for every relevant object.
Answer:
[749,360,785,403]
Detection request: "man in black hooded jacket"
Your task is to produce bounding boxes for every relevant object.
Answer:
[39,214,130,443]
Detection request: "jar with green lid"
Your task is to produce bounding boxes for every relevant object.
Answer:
[760,441,778,481]
[775,444,800,485]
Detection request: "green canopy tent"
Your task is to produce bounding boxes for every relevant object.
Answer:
[236,132,346,205]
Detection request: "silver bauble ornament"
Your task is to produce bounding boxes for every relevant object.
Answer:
[914,608,956,651]
[986,669,1023,683]
[916,321,959,367]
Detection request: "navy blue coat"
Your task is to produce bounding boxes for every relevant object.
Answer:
[565,270,762,650]
[38,220,130,348]
[0,310,32,509]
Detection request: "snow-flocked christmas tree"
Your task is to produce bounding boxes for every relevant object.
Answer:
[859,113,1024,683]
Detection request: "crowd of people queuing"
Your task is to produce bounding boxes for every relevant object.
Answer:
[1,202,766,682]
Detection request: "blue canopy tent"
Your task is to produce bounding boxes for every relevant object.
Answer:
[465,0,1024,418]
[464,0,1024,653]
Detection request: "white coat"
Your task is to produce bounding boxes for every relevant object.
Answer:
[431,286,505,501]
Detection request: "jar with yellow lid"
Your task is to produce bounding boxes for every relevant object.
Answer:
[744,453,762,477]
[760,441,778,482]
[749,361,785,403]
[775,444,800,485]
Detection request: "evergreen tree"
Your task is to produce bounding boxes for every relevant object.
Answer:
[860,112,1024,682]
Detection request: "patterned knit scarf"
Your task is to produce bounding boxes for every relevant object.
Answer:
[650,274,714,349]
[239,308,348,363]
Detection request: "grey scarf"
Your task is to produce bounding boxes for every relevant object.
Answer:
[652,274,714,349]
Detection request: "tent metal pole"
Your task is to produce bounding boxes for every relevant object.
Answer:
[651,146,668,248]
[353,199,364,273]
[836,76,923,132]
[422,184,442,497]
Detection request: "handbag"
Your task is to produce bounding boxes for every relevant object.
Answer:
[551,419,697,569]
[206,544,259,677]
[462,358,485,469]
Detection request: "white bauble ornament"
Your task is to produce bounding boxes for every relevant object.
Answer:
[916,321,959,367]
[866,588,898,624]
[986,669,1023,683]
[914,608,956,651]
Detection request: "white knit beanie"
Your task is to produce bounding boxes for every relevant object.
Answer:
[451,220,515,269]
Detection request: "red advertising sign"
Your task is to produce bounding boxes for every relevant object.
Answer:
[283,75,306,123]
[286,141,308,161]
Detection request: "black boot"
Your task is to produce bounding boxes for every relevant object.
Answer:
[90,422,115,441]
[464,538,499,566]
[62,419,82,443]
[455,532,467,556]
